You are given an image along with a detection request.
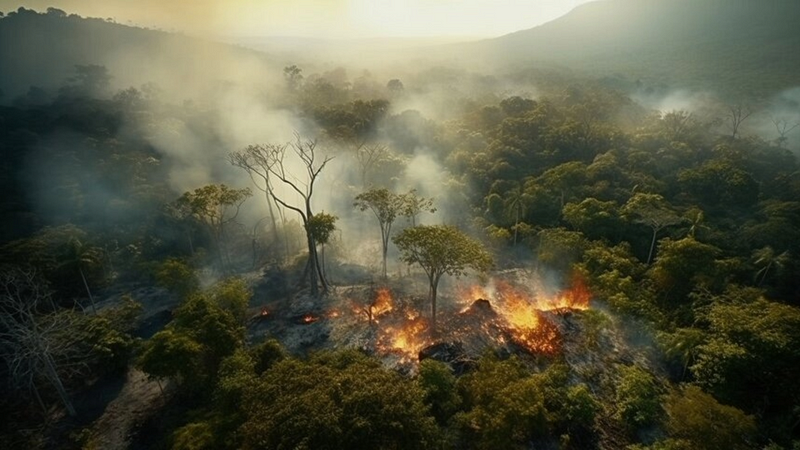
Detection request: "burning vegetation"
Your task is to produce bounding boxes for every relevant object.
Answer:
[256,270,592,368]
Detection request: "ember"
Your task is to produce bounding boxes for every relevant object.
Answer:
[301,314,319,324]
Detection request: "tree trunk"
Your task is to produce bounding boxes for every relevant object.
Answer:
[305,230,319,296]
[79,266,97,314]
[31,381,47,416]
[187,233,194,256]
[44,353,76,417]
[380,229,389,279]
[321,244,327,281]
[429,273,440,336]
[757,262,772,287]
[647,227,659,265]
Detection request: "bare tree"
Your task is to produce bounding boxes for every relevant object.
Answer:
[229,146,288,261]
[771,116,799,148]
[727,104,754,139]
[354,142,390,188]
[0,268,90,417]
[257,134,334,296]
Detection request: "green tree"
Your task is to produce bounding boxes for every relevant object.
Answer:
[155,257,199,298]
[238,350,441,450]
[138,281,247,393]
[623,193,684,264]
[417,359,461,425]
[306,212,338,282]
[400,189,436,227]
[503,182,531,246]
[59,236,104,314]
[174,184,252,272]
[354,187,405,279]
[536,161,588,209]
[614,365,662,431]
[691,298,800,421]
[393,225,492,332]
[562,197,622,241]
[648,237,721,311]
[751,246,790,287]
[664,385,756,450]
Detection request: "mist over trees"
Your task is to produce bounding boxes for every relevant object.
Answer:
[1,3,800,450]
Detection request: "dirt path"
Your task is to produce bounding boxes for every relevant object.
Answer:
[86,368,165,450]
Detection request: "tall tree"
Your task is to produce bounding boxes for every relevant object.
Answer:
[354,188,405,279]
[229,146,285,256]
[306,212,337,281]
[174,184,251,272]
[400,189,436,228]
[503,183,531,245]
[726,103,753,139]
[59,237,103,314]
[257,135,333,295]
[751,246,790,287]
[623,193,683,264]
[393,225,492,332]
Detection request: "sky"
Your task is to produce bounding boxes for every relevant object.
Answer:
[0,0,593,39]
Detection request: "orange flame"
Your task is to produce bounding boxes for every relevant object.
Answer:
[544,273,591,311]
[371,288,395,317]
[301,314,319,324]
[378,318,431,363]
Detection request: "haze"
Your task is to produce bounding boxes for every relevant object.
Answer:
[0,0,591,38]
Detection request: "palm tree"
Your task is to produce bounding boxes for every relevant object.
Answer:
[504,183,530,246]
[61,238,103,314]
[752,246,790,287]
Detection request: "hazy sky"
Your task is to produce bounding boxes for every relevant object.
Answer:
[0,0,593,39]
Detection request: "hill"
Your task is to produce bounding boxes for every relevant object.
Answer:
[456,0,800,98]
[0,7,281,102]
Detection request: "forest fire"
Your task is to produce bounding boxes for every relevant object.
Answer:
[317,273,592,364]
[454,275,593,355]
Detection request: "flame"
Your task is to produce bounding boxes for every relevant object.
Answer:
[543,274,591,311]
[456,279,569,355]
[371,288,395,317]
[495,281,540,330]
[378,318,431,363]
[301,314,319,324]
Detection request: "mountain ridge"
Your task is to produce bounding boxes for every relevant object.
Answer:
[454,0,800,97]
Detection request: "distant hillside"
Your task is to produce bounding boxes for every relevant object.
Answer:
[0,8,281,101]
[458,0,800,98]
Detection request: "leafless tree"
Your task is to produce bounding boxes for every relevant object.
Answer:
[0,268,91,417]
[246,134,333,295]
[727,104,754,139]
[771,116,799,148]
[230,146,290,261]
[354,142,390,188]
